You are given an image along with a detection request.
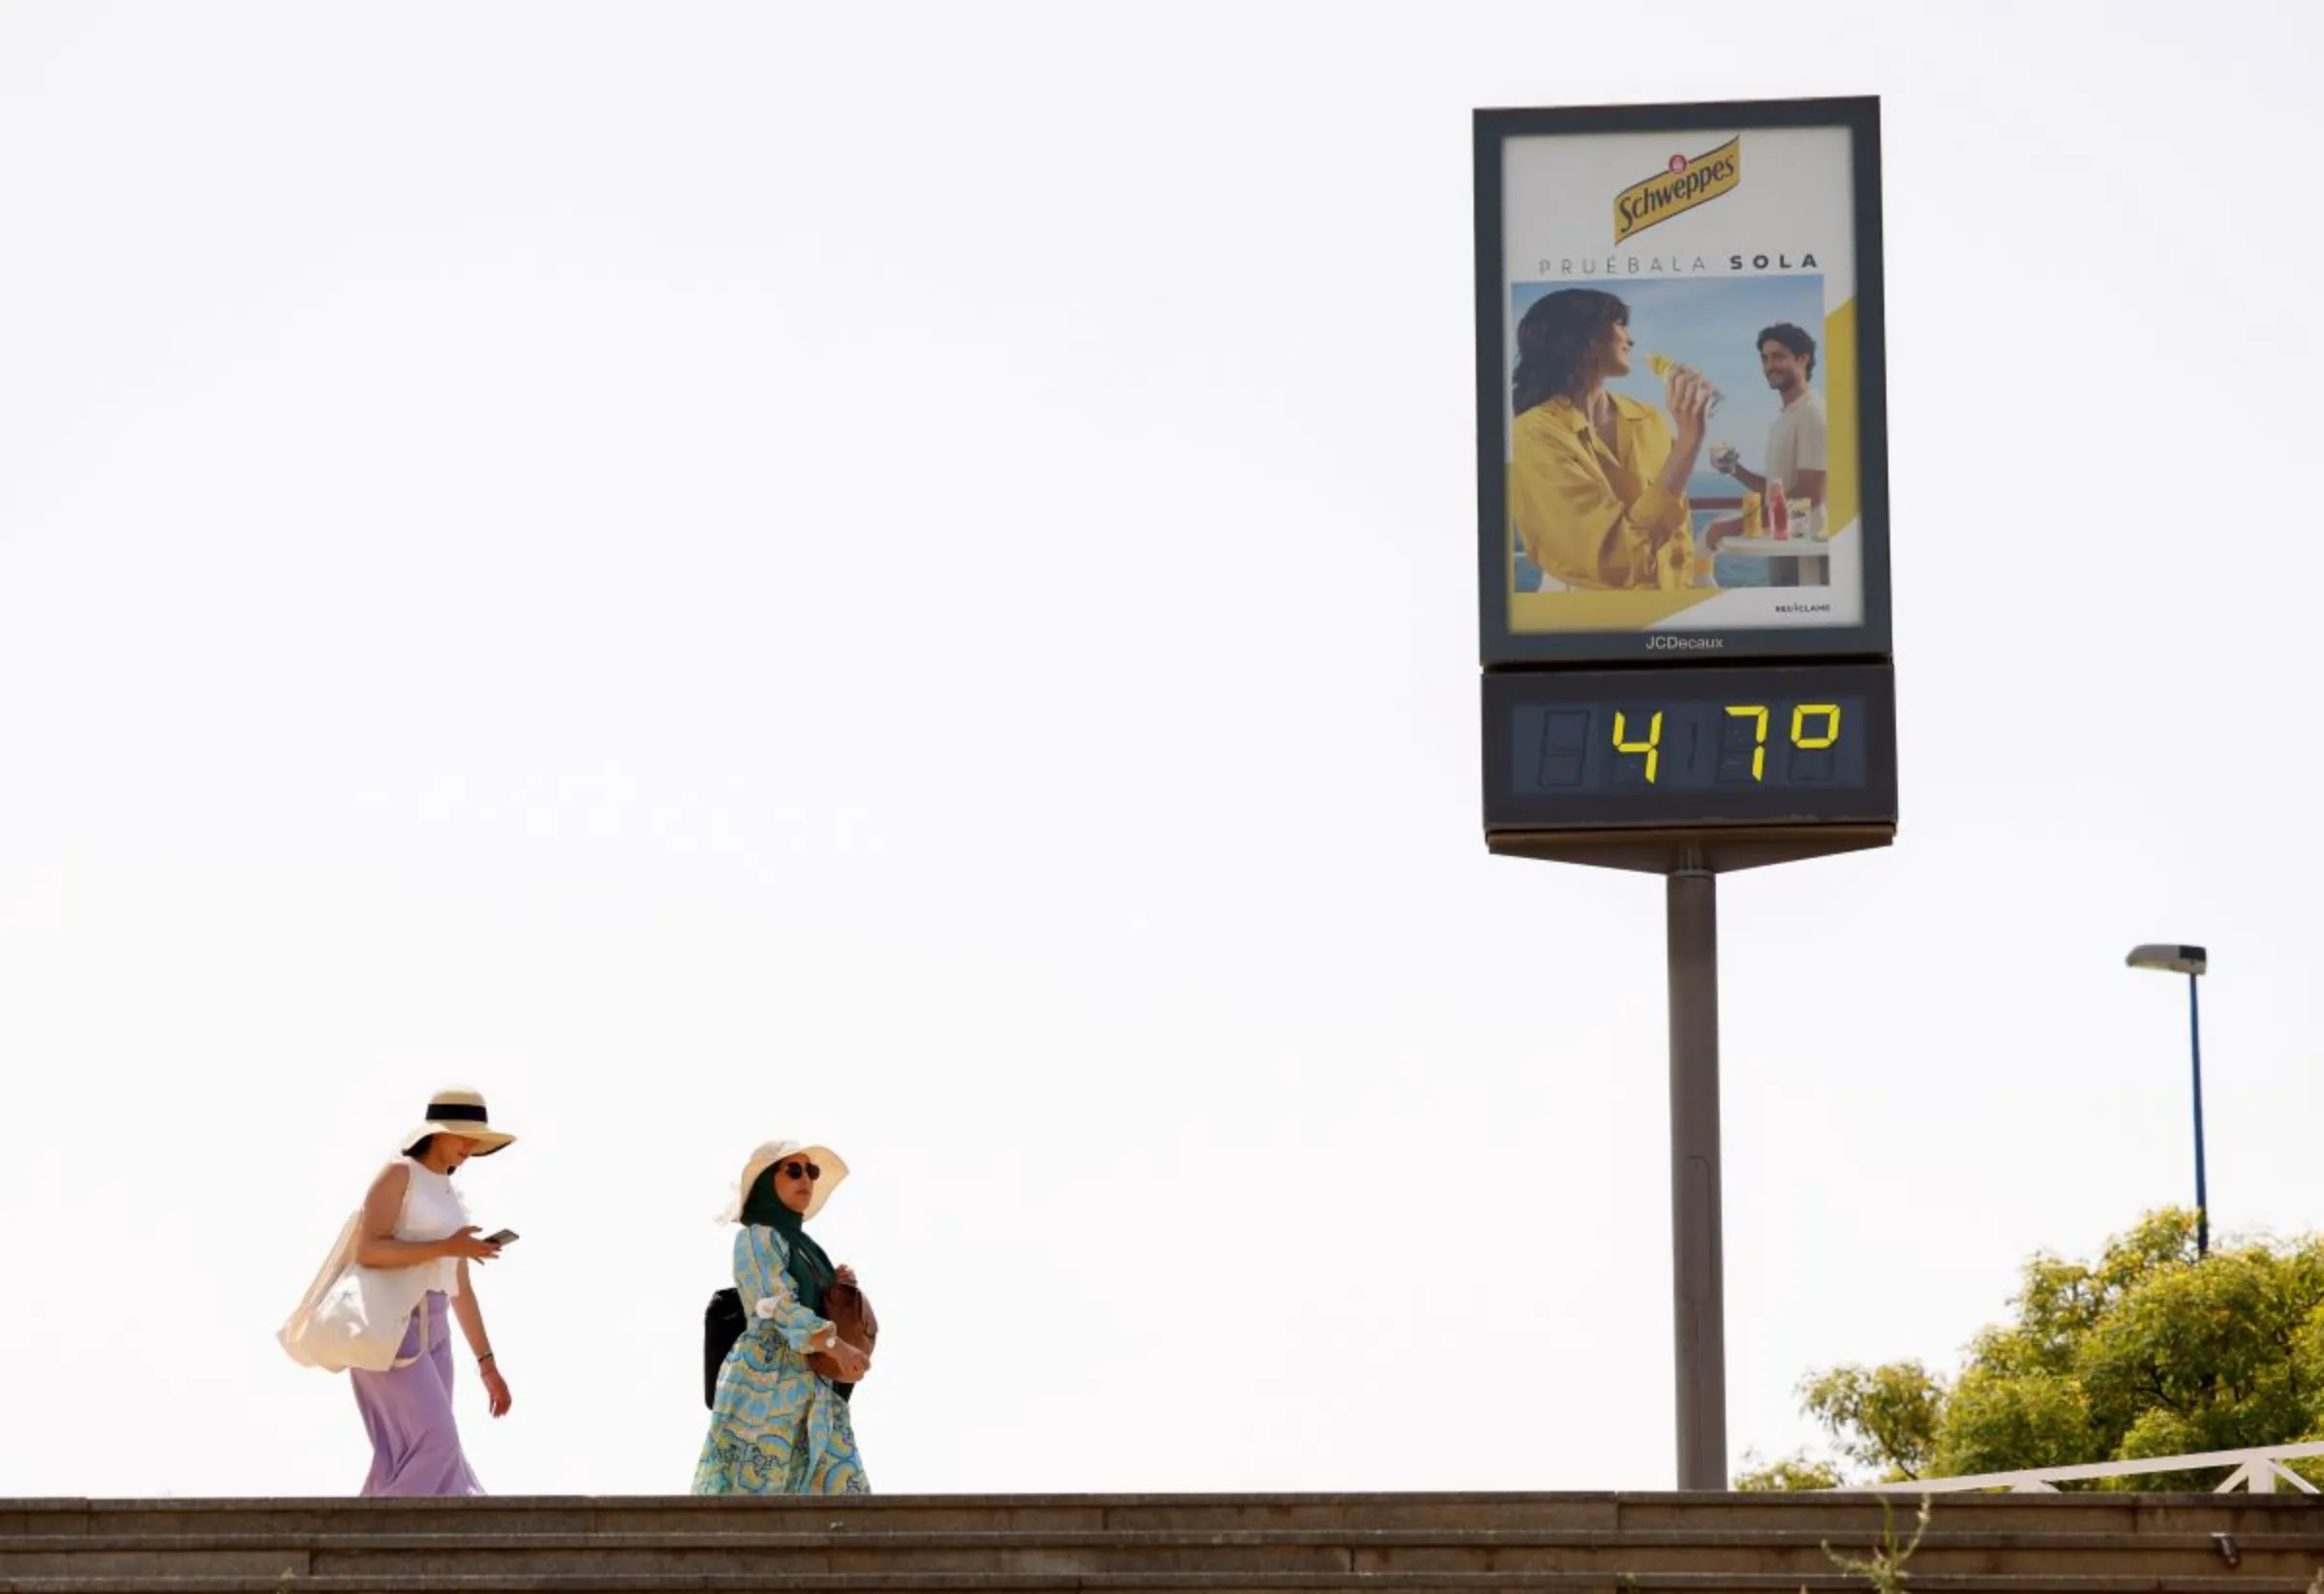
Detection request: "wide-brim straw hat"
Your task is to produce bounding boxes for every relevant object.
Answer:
[399,1087,516,1157]
[724,1139,849,1223]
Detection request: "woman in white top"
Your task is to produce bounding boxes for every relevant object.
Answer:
[347,1088,516,1496]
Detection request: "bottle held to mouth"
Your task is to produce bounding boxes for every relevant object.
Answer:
[1646,353,1725,415]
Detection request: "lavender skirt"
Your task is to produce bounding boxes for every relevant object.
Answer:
[350,1291,483,1497]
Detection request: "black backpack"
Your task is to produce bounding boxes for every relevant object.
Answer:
[703,1288,745,1407]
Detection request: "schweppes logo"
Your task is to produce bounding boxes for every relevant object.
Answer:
[1612,137,1741,245]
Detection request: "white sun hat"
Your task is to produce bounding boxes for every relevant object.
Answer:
[399,1086,516,1157]
[723,1139,849,1223]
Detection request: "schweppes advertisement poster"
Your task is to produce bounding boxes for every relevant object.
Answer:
[1477,100,1889,662]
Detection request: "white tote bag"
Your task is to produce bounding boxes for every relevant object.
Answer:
[278,1211,433,1373]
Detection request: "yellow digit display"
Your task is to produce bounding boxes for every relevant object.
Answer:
[1791,704,1842,750]
[1611,709,1663,783]
[1724,704,1768,782]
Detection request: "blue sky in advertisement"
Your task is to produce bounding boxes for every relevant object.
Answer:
[1510,274,1824,460]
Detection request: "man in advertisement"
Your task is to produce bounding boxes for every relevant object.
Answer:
[1704,322,1826,554]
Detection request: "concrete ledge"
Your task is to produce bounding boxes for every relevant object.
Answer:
[4,1573,2324,1594]
[5,1493,2318,1593]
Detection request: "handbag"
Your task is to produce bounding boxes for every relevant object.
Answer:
[810,1279,878,1395]
[279,1211,434,1373]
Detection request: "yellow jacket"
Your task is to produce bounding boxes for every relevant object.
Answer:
[1512,393,1697,591]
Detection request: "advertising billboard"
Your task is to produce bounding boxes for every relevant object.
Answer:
[1476,97,1890,664]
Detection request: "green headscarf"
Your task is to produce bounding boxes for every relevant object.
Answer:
[740,1165,837,1316]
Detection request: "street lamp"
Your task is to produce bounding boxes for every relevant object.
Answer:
[2125,942,2209,1258]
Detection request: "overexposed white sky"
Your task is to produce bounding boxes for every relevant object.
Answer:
[5,0,2321,1499]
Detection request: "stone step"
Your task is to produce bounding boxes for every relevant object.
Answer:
[2,1528,2312,1581]
[6,1494,2315,1593]
[7,1493,2318,1537]
[2,1574,2320,1594]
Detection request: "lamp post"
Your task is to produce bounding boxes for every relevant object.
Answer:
[2125,943,2209,1258]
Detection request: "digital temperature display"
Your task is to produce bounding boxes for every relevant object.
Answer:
[1482,661,1897,834]
[1521,695,1867,791]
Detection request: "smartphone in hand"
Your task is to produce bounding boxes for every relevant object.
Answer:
[482,1229,519,1247]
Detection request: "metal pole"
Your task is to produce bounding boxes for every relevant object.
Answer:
[2189,973,2209,1259]
[1667,856,1728,1490]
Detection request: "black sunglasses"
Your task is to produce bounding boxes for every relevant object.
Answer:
[780,1160,821,1181]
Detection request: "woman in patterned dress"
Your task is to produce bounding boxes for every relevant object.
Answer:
[692,1140,872,1494]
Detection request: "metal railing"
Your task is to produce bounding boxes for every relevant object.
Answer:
[1840,1439,2324,1495]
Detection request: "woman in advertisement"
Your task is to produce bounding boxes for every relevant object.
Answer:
[1510,287,1714,593]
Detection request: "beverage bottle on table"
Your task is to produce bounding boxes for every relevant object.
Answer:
[1767,478,1790,541]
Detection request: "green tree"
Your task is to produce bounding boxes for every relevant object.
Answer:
[1731,1452,1844,1491]
[1798,1362,1945,1481]
[1754,1210,2324,1489]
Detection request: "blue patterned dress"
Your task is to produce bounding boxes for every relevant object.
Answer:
[691,1224,871,1494]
